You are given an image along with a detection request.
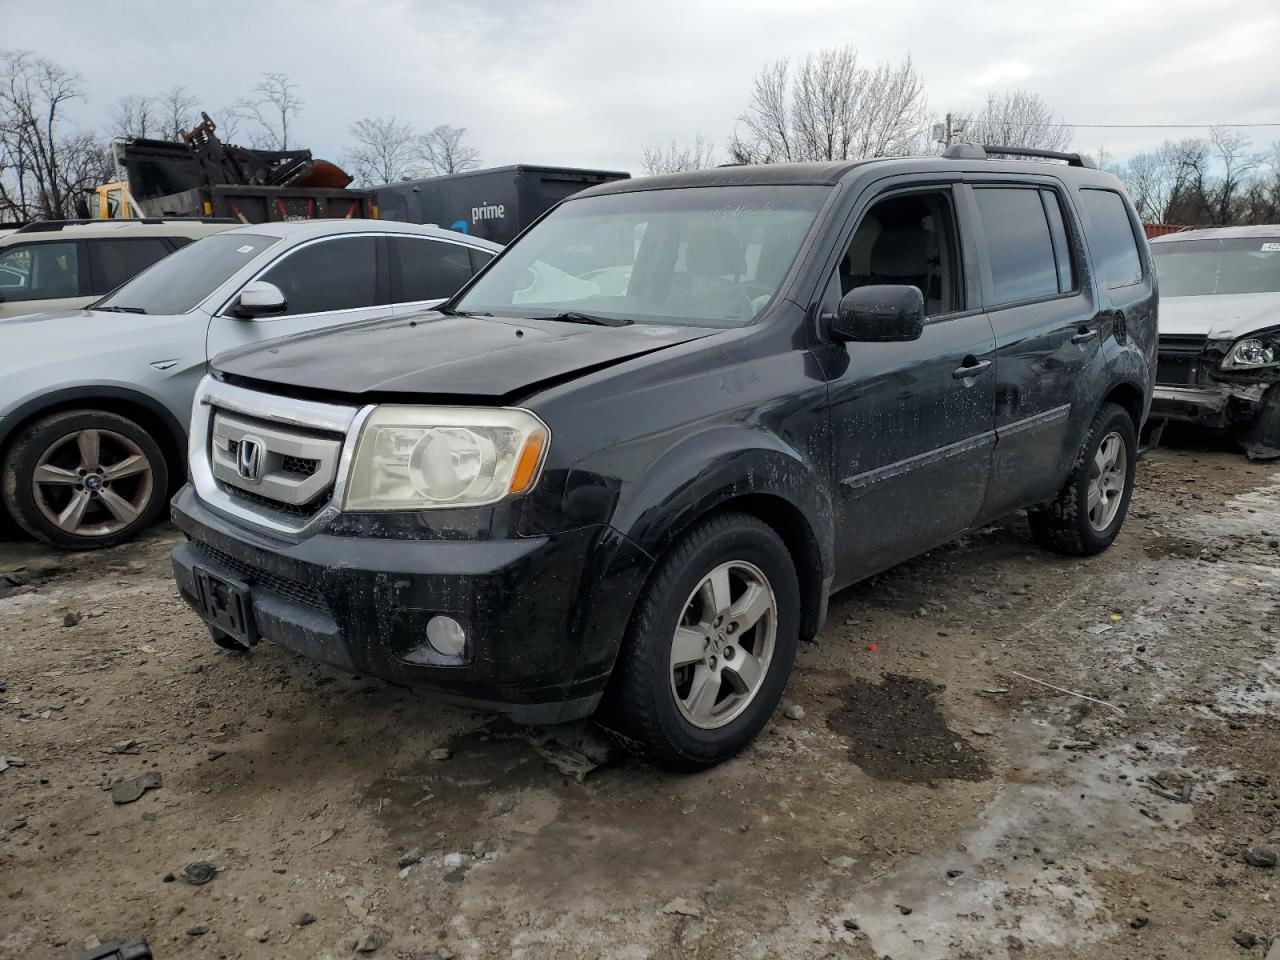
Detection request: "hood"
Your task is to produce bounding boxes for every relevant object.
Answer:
[1160,292,1280,340]
[0,308,189,372]
[214,311,719,400]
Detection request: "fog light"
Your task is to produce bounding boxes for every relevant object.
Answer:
[426,615,466,657]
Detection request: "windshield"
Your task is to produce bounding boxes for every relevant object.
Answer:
[1151,237,1280,297]
[455,185,829,328]
[95,232,280,314]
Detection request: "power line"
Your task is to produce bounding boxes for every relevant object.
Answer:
[1068,122,1280,129]
[1048,121,1280,130]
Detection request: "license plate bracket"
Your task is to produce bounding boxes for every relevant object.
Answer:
[193,565,258,646]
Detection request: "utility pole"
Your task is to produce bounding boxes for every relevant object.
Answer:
[932,113,965,149]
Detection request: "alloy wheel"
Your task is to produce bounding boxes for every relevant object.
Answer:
[31,428,154,538]
[669,560,777,730]
[1087,430,1127,532]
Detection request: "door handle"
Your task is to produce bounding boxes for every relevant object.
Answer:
[1071,327,1098,345]
[952,358,993,380]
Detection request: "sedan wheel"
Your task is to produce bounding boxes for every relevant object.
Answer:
[2,409,170,550]
[32,429,155,538]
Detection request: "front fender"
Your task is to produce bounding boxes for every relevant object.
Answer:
[604,425,834,572]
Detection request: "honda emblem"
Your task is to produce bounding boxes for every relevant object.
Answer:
[237,437,264,481]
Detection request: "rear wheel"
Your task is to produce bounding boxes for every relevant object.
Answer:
[1,410,169,550]
[601,512,800,771]
[1028,402,1136,556]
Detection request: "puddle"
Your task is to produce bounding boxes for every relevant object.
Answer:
[843,705,1212,960]
[826,674,991,783]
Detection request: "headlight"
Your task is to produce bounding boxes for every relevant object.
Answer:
[1223,337,1280,370]
[343,406,549,511]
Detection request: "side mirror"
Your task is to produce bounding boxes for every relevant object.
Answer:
[232,281,286,319]
[827,284,925,343]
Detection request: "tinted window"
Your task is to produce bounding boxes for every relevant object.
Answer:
[89,238,173,294]
[974,188,1059,305]
[388,237,475,302]
[0,241,80,302]
[1081,189,1142,288]
[96,232,279,314]
[1040,190,1076,293]
[469,248,494,273]
[260,236,378,316]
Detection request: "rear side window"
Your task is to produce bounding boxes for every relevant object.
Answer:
[1040,190,1076,293]
[259,236,378,316]
[1080,189,1143,288]
[0,241,80,302]
[387,237,476,302]
[89,238,173,294]
[974,187,1059,305]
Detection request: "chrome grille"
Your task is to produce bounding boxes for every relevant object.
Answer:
[189,377,367,535]
[211,411,341,507]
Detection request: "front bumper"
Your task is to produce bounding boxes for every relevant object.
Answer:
[1151,381,1269,428]
[170,486,650,724]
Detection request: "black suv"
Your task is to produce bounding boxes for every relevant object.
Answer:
[171,146,1156,770]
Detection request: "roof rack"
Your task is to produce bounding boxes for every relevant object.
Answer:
[942,143,1096,168]
[14,217,239,234]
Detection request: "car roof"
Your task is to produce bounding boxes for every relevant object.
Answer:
[0,220,234,243]
[226,218,503,250]
[1151,224,1280,243]
[578,153,1117,198]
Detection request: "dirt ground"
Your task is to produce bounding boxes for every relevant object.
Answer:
[1,434,1277,960]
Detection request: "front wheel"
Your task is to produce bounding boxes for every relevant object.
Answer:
[600,512,801,771]
[1028,402,1137,556]
[1,410,169,550]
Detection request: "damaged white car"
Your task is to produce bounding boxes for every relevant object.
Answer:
[1150,225,1280,458]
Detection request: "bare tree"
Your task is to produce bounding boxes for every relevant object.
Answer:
[1206,126,1259,225]
[956,90,1073,152]
[416,124,479,176]
[728,47,927,164]
[345,115,422,186]
[641,133,717,175]
[728,58,792,163]
[110,93,156,140]
[234,72,304,150]
[0,50,92,220]
[156,85,199,140]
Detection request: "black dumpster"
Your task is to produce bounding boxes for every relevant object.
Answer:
[374,165,629,245]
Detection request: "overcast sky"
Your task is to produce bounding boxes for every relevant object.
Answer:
[10,0,1280,172]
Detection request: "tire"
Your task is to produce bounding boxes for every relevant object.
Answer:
[600,512,801,771]
[1,409,169,550]
[1239,384,1280,461]
[1028,402,1136,556]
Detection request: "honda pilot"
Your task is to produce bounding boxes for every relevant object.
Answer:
[171,146,1156,770]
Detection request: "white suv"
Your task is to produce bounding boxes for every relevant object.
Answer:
[0,219,236,319]
[0,219,501,548]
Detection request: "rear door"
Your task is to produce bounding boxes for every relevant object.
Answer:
[385,236,491,314]
[965,180,1100,517]
[205,234,389,358]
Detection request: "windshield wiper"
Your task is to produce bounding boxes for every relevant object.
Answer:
[93,305,147,314]
[541,310,633,327]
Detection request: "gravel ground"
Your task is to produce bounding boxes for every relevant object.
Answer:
[1,437,1277,960]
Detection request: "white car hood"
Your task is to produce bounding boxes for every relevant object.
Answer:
[1160,292,1280,340]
